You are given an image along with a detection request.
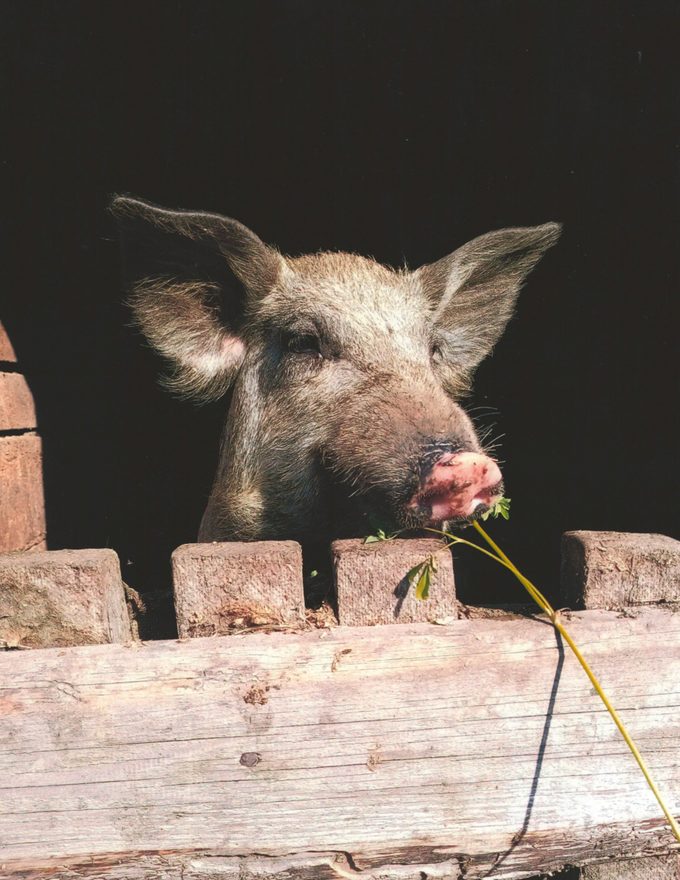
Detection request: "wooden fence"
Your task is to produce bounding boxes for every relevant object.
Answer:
[1,527,679,879]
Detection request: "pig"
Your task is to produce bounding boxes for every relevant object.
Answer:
[112,196,560,558]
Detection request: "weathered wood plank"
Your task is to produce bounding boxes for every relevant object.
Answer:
[0,609,679,878]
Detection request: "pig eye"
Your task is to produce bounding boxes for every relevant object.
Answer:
[430,342,444,364]
[286,333,323,358]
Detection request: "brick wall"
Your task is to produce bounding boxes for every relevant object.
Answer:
[0,321,46,553]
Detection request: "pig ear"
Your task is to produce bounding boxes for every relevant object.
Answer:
[110,195,283,401]
[416,223,561,381]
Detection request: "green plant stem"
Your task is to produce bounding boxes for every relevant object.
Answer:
[469,519,680,843]
[423,527,515,570]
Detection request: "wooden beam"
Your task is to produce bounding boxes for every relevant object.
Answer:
[1,609,679,878]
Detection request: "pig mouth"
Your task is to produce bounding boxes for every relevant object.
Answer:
[407,480,504,526]
[405,452,504,526]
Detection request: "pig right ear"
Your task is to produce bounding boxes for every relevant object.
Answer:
[110,196,283,401]
[416,222,561,383]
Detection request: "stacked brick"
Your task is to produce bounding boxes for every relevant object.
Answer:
[0,321,46,553]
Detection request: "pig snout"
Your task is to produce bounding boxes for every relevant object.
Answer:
[408,451,503,524]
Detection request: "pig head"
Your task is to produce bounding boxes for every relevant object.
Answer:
[112,197,560,547]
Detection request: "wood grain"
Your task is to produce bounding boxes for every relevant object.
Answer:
[1,609,679,878]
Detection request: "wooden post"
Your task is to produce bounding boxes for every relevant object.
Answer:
[0,548,133,647]
[171,540,306,637]
[0,321,46,552]
[562,530,680,880]
[562,530,680,610]
[332,537,457,625]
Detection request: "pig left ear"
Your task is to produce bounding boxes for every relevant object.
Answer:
[110,195,283,402]
[416,222,561,381]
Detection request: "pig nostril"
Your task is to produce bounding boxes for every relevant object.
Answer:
[419,441,466,477]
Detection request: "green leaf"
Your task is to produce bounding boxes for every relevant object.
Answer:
[481,496,511,521]
[405,561,426,586]
[363,527,400,544]
[415,565,431,601]
[406,556,436,601]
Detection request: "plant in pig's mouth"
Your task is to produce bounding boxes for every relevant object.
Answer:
[363,496,680,843]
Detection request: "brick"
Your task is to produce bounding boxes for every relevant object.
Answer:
[172,541,305,638]
[0,433,46,553]
[332,538,457,626]
[561,530,680,610]
[0,548,132,647]
[0,372,37,431]
[0,322,17,362]
[581,854,679,879]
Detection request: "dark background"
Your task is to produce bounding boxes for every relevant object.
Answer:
[3,0,678,636]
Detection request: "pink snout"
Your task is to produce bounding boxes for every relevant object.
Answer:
[408,451,503,524]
